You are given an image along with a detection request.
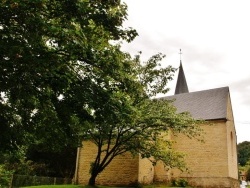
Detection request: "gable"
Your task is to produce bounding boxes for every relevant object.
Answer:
[161,87,229,120]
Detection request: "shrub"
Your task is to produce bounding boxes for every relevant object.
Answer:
[0,164,13,187]
[171,178,188,187]
[178,178,188,187]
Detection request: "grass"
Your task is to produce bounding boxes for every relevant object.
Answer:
[19,185,186,188]
[21,185,193,188]
[20,185,85,188]
[20,186,132,188]
[20,186,135,188]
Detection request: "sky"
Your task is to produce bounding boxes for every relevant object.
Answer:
[121,0,250,144]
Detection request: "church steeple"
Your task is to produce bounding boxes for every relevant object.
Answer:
[174,50,189,94]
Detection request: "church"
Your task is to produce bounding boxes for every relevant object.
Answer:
[74,59,239,188]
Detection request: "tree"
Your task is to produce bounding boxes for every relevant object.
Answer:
[0,0,137,152]
[26,146,77,178]
[85,53,203,185]
[0,0,140,179]
[238,141,250,166]
[0,1,203,186]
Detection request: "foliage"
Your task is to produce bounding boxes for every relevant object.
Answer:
[1,140,76,178]
[11,174,72,188]
[85,51,203,185]
[0,0,137,178]
[0,164,13,187]
[0,144,73,184]
[0,0,137,152]
[26,146,76,178]
[0,146,36,175]
[239,160,250,183]
[0,0,203,186]
[171,178,188,187]
[238,141,250,166]
[246,167,250,181]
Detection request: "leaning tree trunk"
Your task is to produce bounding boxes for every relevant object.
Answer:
[88,171,98,186]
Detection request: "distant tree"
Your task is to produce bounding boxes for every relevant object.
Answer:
[238,141,250,166]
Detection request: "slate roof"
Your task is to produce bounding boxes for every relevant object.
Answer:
[161,87,229,120]
[175,61,189,94]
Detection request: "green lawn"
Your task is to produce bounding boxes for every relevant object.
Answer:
[21,185,189,188]
[20,185,187,188]
[20,185,85,188]
[20,186,132,188]
[20,186,131,188]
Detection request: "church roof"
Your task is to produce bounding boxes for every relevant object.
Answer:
[162,87,229,120]
[175,61,189,94]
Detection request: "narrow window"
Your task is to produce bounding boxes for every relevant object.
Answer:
[231,132,234,157]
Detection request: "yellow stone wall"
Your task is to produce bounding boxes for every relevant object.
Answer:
[169,94,239,187]
[76,94,239,187]
[226,94,238,180]
[153,160,171,183]
[172,120,229,178]
[138,157,154,184]
[76,141,139,186]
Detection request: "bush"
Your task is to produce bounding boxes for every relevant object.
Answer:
[178,178,188,187]
[11,174,72,187]
[171,178,188,187]
[0,164,13,187]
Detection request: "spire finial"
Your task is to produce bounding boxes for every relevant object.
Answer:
[179,49,182,61]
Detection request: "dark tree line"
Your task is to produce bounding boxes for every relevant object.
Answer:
[238,141,250,166]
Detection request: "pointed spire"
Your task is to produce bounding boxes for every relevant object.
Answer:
[175,49,189,94]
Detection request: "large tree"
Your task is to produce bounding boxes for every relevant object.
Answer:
[0,0,137,151]
[0,0,203,185]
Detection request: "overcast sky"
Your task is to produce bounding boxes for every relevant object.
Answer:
[121,0,250,144]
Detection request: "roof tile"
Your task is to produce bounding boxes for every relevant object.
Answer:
[162,87,229,120]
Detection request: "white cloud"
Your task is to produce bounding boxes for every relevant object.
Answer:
[122,0,250,143]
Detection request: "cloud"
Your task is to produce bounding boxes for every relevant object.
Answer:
[230,77,250,105]
[122,0,250,143]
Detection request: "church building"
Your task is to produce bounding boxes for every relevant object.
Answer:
[75,58,239,188]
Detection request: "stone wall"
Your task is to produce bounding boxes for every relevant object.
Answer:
[76,95,239,187]
[153,160,171,183]
[171,121,231,187]
[76,141,139,186]
[172,121,229,178]
[138,157,154,184]
[170,95,239,187]
[226,94,238,179]
[186,177,239,188]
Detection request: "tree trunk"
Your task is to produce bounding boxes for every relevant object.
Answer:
[88,172,98,186]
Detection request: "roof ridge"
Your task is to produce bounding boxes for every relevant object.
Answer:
[170,86,229,97]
